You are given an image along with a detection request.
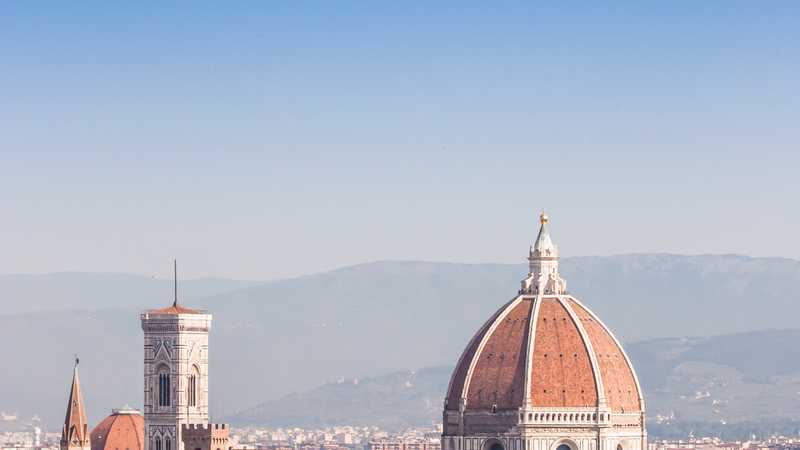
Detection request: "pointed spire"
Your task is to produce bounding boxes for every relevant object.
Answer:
[61,359,90,450]
[520,211,567,295]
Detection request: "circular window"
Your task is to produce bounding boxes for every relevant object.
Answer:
[557,445,572,450]
[490,444,504,450]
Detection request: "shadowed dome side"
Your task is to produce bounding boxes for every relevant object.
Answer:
[465,297,532,410]
[91,410,143,450]
[445,299,514,411]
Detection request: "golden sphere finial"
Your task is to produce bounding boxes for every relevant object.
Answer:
[539,211,549,225]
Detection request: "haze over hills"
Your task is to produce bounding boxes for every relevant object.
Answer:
[2,254,800,432]
[227,329,800,439]
[0,272,258,314]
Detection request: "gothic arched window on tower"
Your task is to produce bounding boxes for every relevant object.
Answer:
[158,367,171,407]
[155,437,162,450]
[188,374,196,406]
[188,365,200,407]
[165,437,171,450]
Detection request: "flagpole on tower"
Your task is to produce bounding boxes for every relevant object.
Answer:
[173,259,178,307]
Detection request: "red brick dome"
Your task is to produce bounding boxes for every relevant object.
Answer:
[445,295,643,413]
[91,409,144,450]
[445,215,643,416]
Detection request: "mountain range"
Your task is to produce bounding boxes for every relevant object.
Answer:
[228,329,800,439]
[2,254,800,434]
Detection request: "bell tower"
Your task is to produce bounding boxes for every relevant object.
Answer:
[140,262,212,450]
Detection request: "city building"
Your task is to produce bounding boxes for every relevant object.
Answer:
[442,214,647,450]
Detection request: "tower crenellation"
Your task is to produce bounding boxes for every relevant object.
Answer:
[181,424,230,450]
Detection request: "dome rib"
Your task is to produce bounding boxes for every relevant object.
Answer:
[528,297,598,408]
[521,294,543,404]
[566,297,644,412]
[460,296,524,407]
[464,297,531,410]
[445,297,517,411]
[558,296,606,408]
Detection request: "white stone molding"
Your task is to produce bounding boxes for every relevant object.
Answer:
[522,294,542,405]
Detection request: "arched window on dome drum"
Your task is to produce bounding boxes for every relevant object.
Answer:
[617,445,623,450]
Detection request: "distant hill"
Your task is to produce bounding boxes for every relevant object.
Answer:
[226,366,452,430]
[2,255,800,432]
[0,272,257,313]
[228,330,800,439]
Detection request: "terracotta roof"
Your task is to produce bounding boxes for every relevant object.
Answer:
[146,303,203,315]
[61,365,90,449]
[445,295,642,413]
[465,297,531,410]
[91,411,144,450]
[445,299,514,410]
[529,298,598,407]
[567,298,642,412]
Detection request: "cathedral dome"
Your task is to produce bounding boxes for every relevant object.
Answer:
[444,295,642,413]
[90,408,144,450]
[442,215,645,450]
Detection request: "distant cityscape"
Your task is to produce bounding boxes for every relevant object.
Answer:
[0,424,443,450]
[8,425,800,450]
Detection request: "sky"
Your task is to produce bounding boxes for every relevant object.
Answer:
[1,2,798,280]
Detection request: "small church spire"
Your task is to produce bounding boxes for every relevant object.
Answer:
[61,359,90,450]
[520,211,567,295]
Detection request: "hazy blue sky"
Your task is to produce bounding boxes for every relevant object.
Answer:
[1,2,798,280]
